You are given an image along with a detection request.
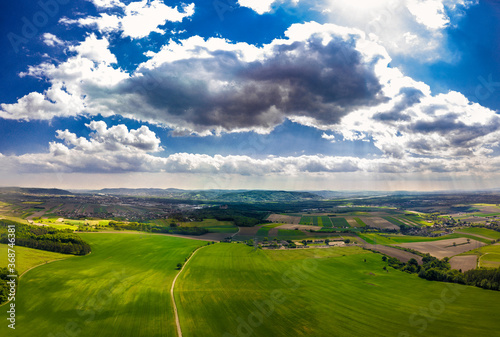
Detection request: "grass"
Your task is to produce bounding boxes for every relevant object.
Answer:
[382,216,405,227]
[257,223,284,236]
[0,244,71,275]
[403,214,430,226]
[176,243,500,337]
[330,217,350,228]
[458,227,500,240]
[480,253,500,267]
[277,229,306,238]
[470,244,500,268]
[0,233,207,337]
[353,217,367,227]
[179,219,238,234]
[357,233,492,245]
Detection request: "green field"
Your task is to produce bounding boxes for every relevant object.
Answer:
[330,217,350,228]
[353,217,367,227]
[0,233,207,337]
[318,216,332,227]
[358,233,494,245]
[382,216,406,227]
[403,214,430,226]
[176,243,500,337]
[257,223,284,236]
[299,216,311,225]
[0,244,71,275]
[179,219,238,233]
[458,227,500,240]
[300,216,333,227]
[277,229,306,239]
[476,244,500,268]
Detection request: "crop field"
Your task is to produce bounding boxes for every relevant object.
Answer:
[477,244,500,268]
[353,217,367,227]
[449,255,477,271]
[330,217,349,228]
[266,214,301,225]
[299,216,316,226]
[382,216,406,227]
[457,227,500,240]
[256,223,284,236]
[357,233,468,245]
[0,244,70,275]
[175,243,500,337]
[277,229,307,239]
[361,217,399,230]
[317,216,333,227]
[397,238,485,259]
[179,219,238,233]
[363,244,423,264]
[402,214,430,226]
[0,233,206,337]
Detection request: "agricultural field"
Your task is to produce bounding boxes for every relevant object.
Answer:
[256,223,284,236]
[449,255,477,271]
[396,238,486,259]
[329,217,350,228]
[477,244,500,268]
[175,243,500,337]
[0,234,207,337]
[178,219,238,234]
[456,227,500,240]
[363,244,423,264]
[361,217,399,230]
[353,217,367,227]
[0,244,71,275]
[266,214,301,225]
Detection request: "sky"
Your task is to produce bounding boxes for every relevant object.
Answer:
[0,0,499,191]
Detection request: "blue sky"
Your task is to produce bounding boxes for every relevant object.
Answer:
[0,0,499,190]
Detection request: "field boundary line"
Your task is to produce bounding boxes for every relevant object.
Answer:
[171,244,208,337]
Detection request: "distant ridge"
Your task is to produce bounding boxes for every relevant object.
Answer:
[0,187,73,195]
[215,190,321,202]
[83,188,322,202]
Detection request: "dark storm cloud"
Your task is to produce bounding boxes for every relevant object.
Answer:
[373,87,423,122]
[112,35,385,134]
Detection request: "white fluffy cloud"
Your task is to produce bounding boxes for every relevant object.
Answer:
[1,125,498,176]
[56,121,162,153]
[319,0,477,61]
[0,34,128,121]
[237,0,299,14]
[2,21,499,171]
[61,0,195,39]
[42,33,65,47]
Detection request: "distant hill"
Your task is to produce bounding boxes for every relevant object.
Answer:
[84,188,322,202]
[0,187,73,195]
[215,190,322,202]
[89,188,238,200]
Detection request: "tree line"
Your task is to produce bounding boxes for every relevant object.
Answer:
[0,219,91,255]
[0,267,17,304]
[108,221,209,235]
[384,254,500,291]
